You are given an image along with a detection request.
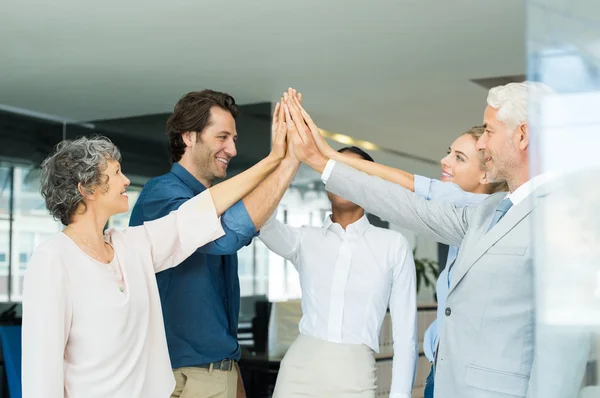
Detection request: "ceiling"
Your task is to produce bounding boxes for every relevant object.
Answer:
[1,0,526,163]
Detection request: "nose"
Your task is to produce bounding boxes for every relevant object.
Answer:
[476,134,487,151]
[123,174,131,187]
[224,139,237,158]
[440,153,451,167]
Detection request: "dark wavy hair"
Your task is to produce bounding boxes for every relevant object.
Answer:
[166,89,239,163]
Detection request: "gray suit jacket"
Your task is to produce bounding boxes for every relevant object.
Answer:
[326,162,589,398]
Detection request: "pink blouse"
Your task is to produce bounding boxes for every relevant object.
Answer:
[22,191,225,398]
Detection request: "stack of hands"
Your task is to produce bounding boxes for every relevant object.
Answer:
[267,87,341,173]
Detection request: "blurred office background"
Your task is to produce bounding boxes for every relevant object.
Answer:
[1,0,599,396]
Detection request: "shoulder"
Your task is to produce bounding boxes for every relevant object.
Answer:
[27,234,68,273]
[481,192,506,207]
[139,173,192,201]
[368,225,412,251]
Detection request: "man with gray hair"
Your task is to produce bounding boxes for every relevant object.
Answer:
[285,81,589,398]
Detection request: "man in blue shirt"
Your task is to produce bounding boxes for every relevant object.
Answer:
[130,89,301,398]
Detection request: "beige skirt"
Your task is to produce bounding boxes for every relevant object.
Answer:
[273,334,376,398]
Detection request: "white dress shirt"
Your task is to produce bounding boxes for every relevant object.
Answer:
[259,213,417,398]
[504,171,557,211]
[22,191,224,398]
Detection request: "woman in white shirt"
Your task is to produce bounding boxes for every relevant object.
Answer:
[21,133,285,398]
[259,146,418,398]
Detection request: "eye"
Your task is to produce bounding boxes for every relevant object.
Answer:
[486,129,493,137]
[456,155,465,162]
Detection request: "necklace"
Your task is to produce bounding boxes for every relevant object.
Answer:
[71,227,125,293]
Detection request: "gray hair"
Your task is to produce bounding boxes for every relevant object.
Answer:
[40,136,122,225]
[486,81,554,130]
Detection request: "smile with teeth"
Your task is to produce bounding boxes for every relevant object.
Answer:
[217,157,229,165]
[441,170,453,178]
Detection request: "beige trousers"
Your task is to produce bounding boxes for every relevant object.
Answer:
[273,334,376,398]
[171,364,238,398]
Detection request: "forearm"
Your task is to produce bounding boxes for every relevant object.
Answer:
[331,151,415,191]
[390,256,418,398]
[210,155,280,216]
[243,159,300,230]
[326,162,467,247]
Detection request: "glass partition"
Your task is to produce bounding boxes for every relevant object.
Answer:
[528,0,600,396]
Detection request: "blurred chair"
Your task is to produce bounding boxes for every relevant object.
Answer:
[0,325,22,398]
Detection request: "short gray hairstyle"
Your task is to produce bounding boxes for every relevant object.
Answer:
[40,136,122,225]
[487,81,554,129]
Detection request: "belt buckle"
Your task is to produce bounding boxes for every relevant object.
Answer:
[219,359,233,371]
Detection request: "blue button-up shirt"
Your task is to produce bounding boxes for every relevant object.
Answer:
[129,163,257,368]
[413,175,489,363]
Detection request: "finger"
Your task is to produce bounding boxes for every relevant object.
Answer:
[272,102,280,131]
[274,114,287,147]
[277,97,285,133]
[293,97,321,137]
[285,105,304,147]
[286,98,310,144]
[297,92,302,104]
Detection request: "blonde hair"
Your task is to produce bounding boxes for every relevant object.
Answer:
[461,126,508,194]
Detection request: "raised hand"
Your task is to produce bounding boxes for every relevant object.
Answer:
[269,100,287,162]
[283,90,329,172]
[288,94,336,159]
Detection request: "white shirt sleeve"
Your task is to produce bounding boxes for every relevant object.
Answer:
[389,238,418,398]
[321,159,337,184]
[124,190,225,273]
[22,249,72,398]
[258,208,302,267]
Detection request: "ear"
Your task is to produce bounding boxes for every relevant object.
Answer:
[479,171,490,186]
[182,131,196,148]
[516,122,529,151]
[78,182,96,201]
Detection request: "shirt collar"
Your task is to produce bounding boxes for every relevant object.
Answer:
[322,214,371,237]
[505,171,557,206]
[170,163,207,195]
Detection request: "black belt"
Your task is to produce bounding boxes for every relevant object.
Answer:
[196,359,236,371]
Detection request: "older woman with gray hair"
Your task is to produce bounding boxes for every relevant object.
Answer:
[21,134,286,398]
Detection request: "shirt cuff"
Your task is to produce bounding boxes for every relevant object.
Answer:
[413,174,433,199]
[321,159,337,184]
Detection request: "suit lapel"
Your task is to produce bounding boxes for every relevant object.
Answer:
[448,182,557,293]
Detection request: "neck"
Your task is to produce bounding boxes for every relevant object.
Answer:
[65,209,109,244]
[472,184,491,194]
[507,165,530,193]
[331,207,364,230]
[177,159,212,188]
